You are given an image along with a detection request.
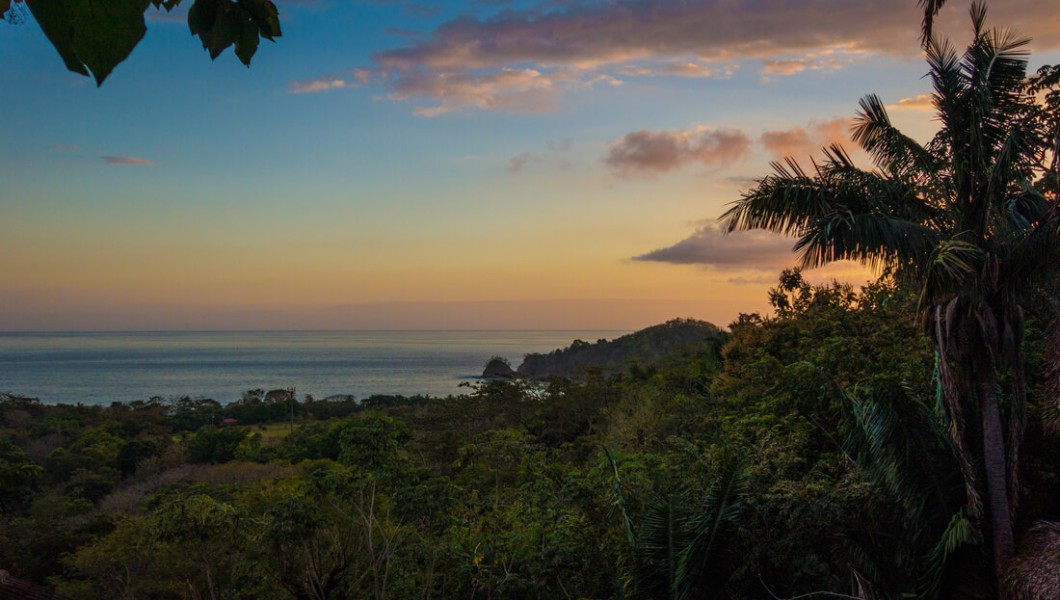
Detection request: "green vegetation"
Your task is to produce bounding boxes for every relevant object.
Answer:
[725,4,1060,590]
[517,319,726,379]
[1,271,1057,599]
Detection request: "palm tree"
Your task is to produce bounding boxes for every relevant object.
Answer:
[723,3,1060,593]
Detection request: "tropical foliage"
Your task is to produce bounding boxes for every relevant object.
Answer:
[724,3,1060,590]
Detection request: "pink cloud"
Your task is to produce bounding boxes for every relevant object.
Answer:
[288,69,371,94]
[289,78,352,94]
[760,118,853,160]
[389,67,560,116]
[604,127,751,176]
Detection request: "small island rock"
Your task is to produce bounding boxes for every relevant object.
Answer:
[481,356,516,379]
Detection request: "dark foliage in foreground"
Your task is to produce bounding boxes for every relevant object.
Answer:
[2,272,1057,599]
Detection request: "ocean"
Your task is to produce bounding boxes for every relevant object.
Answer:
[0,330,628,405]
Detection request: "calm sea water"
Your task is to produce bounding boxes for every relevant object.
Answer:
[0,330,627,405]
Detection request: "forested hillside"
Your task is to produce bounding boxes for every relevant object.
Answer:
[2,272,1057,599]
[517,318,727,379]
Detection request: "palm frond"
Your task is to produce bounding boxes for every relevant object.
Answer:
[675,451,748,600]
[722,160,833,236]
[793,211,939,271]
[918,0,948,47]
[604,447,638,549]
[918,239,983,308]
[854,94,940,177]
[923,509,982,596]
[846,383,938,525]
[634,496,684,599]
[927,39,968,154]
[845,380,980,598]
[1001,207,1060,283]
[962,7,1031,169]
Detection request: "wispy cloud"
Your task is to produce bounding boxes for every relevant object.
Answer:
[633,222,795,270]
[288,69,371,94]
[886,93,934,111]
[760,56,842,80]
[604,127,750,177]
[617,61,737,79]
[102,155,152,166]
[508,151,539,173]
[289,78,353,94]
[508,138,575,173]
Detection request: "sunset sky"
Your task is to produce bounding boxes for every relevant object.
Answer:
[2,0,1059,330]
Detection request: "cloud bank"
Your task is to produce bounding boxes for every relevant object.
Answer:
[600,116,860,176]
[353,0,1060,114]
[633,222,795,270]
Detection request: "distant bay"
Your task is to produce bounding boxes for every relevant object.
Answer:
[0,330,627,405]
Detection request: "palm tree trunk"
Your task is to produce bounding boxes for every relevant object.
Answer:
[976,365,1015,587]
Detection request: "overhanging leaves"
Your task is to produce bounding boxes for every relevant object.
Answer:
[189,0,280,66]
[24,0,281,84]
[26,0,150,84]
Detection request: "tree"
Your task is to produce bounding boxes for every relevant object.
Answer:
[2,0,281,85]
[723,2,1060,592]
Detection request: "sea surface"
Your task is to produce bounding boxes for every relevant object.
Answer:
[0,330,627,405]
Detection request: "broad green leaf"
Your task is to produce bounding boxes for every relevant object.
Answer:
[187,0,216,37]
[27,0,150,85]
[67,0,150,84]
[240,0,279,39]
[24,0,89,76]
[234,15,259,66]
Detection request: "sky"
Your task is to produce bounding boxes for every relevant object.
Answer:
[2,0,1059,331]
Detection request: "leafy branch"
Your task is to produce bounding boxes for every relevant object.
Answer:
[3,0,281,85]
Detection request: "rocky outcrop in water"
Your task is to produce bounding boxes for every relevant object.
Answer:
[481,356,516,379]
